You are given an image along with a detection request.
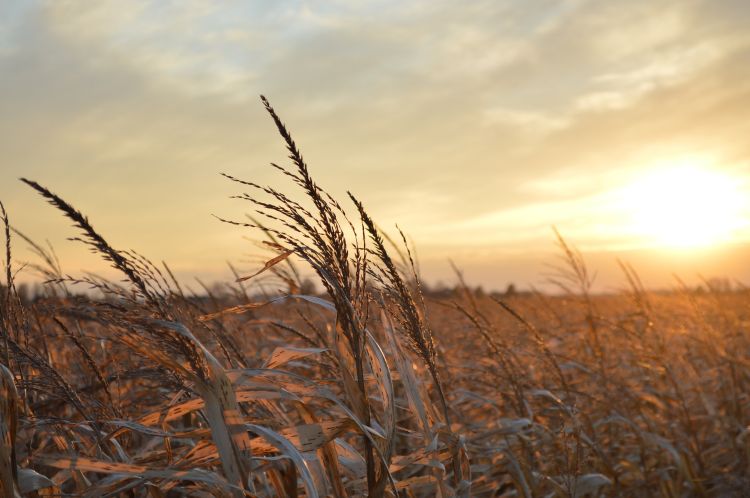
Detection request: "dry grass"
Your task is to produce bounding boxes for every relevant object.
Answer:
[1,98,749,497]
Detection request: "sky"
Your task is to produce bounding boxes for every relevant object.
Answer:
[1,0,750,292]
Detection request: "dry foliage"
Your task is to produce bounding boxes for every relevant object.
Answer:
[1,99,748,497]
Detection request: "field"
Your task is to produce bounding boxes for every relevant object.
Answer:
[1,100,748,497]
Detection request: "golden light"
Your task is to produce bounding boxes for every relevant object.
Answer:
[619,161,747,249]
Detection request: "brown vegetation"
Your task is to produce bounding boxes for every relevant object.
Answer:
[0,98,748,496]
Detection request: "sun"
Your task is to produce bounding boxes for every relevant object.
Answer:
[620,161,747,249]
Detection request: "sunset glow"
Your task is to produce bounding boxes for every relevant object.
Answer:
[1,1,750,289]
[620,162,747,249]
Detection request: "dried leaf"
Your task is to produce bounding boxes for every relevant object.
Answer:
[236,249,295,282]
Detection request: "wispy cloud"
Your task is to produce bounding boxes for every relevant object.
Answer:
[1,0,749,288]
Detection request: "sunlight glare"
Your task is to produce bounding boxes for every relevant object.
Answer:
[621,161,746,249]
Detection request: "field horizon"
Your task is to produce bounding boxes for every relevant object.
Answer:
[7,170,750,297]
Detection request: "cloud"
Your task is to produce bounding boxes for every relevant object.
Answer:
[1,0,749,288]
